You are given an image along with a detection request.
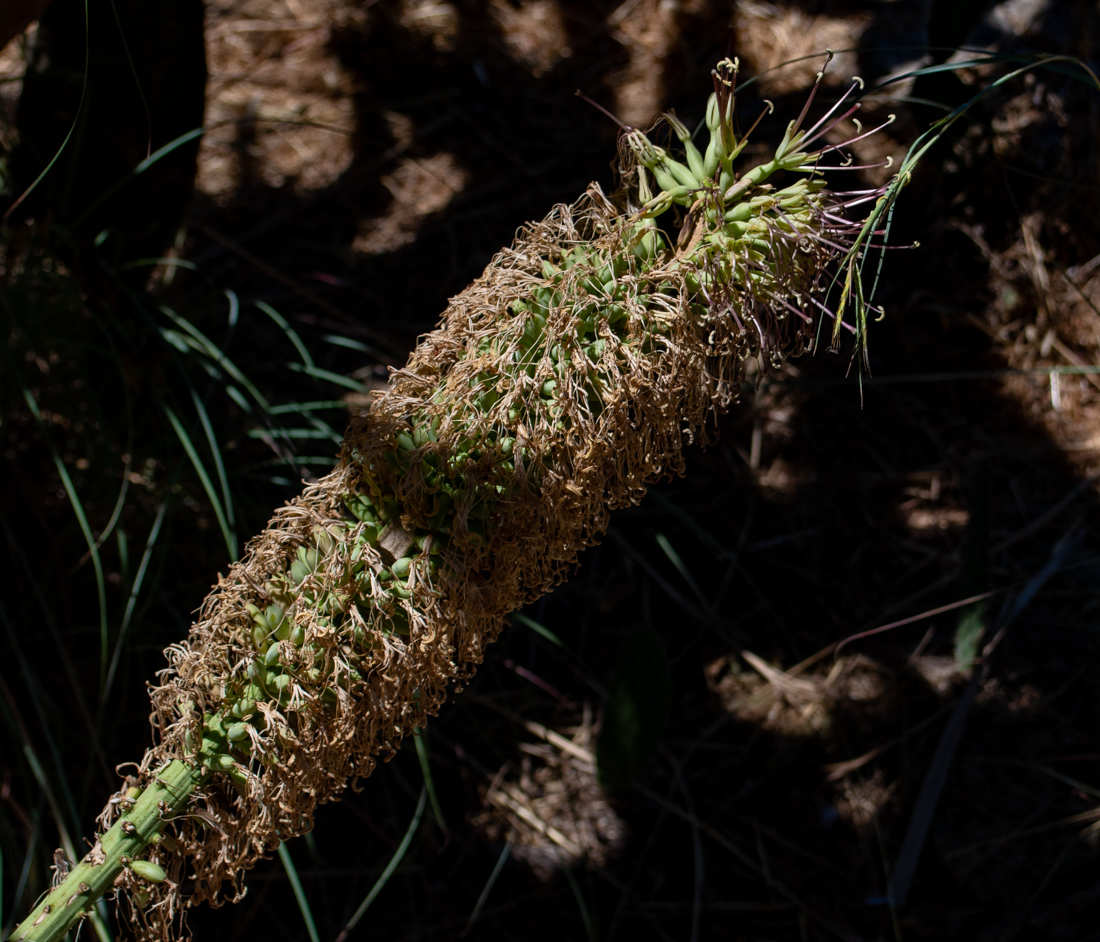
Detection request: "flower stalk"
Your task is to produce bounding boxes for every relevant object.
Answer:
[11,56,894,942]
[11,761,208,942]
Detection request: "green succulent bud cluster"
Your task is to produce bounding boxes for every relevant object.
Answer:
[347,63,866,543]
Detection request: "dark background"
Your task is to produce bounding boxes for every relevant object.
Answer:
[3,1,1100,940]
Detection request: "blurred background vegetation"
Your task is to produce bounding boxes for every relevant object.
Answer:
[3,1,1100,940]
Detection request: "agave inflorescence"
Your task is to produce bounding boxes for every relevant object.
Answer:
[14,57,896,942]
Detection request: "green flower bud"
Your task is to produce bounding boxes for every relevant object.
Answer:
[129,862,166,884]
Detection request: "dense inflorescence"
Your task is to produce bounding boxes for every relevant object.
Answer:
[14,58,891,942]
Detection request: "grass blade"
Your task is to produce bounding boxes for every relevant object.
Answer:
[0,513,101,749]
[188,384,237,554]
[838,54,1100,370]
[160,308,272,413]
[321,333,380,355]
[268,400,350,415]
[412,729,448,835]
[246,428,343,441]
[655,532,711,611]
[334,788,426,942]
[277,842,320,942]
[163,402,235,560]
[1,0,89,223]
[648,490,736,562]
[1,819,36,941]
[256,300,316,370]
[563,866,597,942]
[20,386,109,695]
[103,499,169,704]
[461,842,510,937]
[285,362,369,392]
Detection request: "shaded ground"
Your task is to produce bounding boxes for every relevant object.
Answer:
[3,1,1100,941]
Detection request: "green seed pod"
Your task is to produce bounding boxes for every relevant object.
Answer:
[125,786,142,801]
[345,493,378,523]
[649,160,683,194]
[290,623,306,647]
[264,603,285,631]
[264,641,283,667]
[724,201,754,223]
[205,753,236,772]
[230,697,256,720]
[133,889,151,910]
[273,616,292,642]
[226,766,251,800]
[251,622,269,649]
[226,722,250,742]
[313,527,335,557]
[390,556,412,579]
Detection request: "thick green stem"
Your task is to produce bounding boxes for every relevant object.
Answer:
[9,760,208,942]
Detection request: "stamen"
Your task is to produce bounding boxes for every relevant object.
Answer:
[741,100,775,143]
[799,102,862,151]
[575,90,629,130]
